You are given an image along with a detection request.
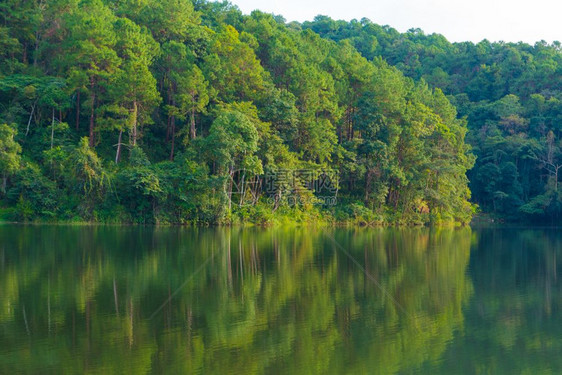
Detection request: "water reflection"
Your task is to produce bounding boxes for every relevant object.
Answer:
[0,226,472,374]
[433,227,562,374]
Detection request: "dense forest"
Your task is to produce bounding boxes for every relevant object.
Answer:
[304,17,562,221]
[0,0,557,225]
[0,0,475,225]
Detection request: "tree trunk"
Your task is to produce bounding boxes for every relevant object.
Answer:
[1,175,6,194]
[26,102,36,136]
[132,100,138,146]
[347,107,352,141]
[168,95,176,159]
[239,172,246,205]
[76,90,80,130]
[190,105,196,139]
[169,115,175,160]
[166,115,171,143]
[89,80,96,148]
[50,108,55,149]
[166,77,173,143]
[115,130,123,164]
[364,169,371,203]
[228,166,234,212]
[34,29,39,68]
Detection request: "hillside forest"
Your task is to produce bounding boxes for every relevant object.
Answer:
[1,0,560,224]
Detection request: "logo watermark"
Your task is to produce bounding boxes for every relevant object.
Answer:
[228,168,339,207]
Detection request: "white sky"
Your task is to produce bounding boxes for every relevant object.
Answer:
[228,0,562,44]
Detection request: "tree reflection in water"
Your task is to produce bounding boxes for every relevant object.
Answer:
[0,226,472,374]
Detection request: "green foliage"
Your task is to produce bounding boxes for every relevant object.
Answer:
[204,105,262,174]
[0,123,22,193]
[304,15,562,223]
[64,137,110,217]
[0,1,477,225]
[7,160,59,220]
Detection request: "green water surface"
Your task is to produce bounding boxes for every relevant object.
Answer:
[0,225,559,374]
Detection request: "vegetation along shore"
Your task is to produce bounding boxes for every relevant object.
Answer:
[1,0,561,225]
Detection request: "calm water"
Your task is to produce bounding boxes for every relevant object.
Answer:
[0,225,561,374]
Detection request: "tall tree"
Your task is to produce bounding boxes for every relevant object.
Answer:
[61,0,120,147]
[158,41,210,160]
[107,18,160,162]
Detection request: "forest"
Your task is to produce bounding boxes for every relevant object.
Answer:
[0,0,558,225]
[305,16,562,222]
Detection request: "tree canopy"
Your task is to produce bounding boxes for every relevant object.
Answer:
[304,16,562,222]
[0,1,479,225]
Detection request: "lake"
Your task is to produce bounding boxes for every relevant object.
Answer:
[0,225,560,374]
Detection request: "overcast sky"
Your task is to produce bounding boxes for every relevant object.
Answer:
[228,0,562,44]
